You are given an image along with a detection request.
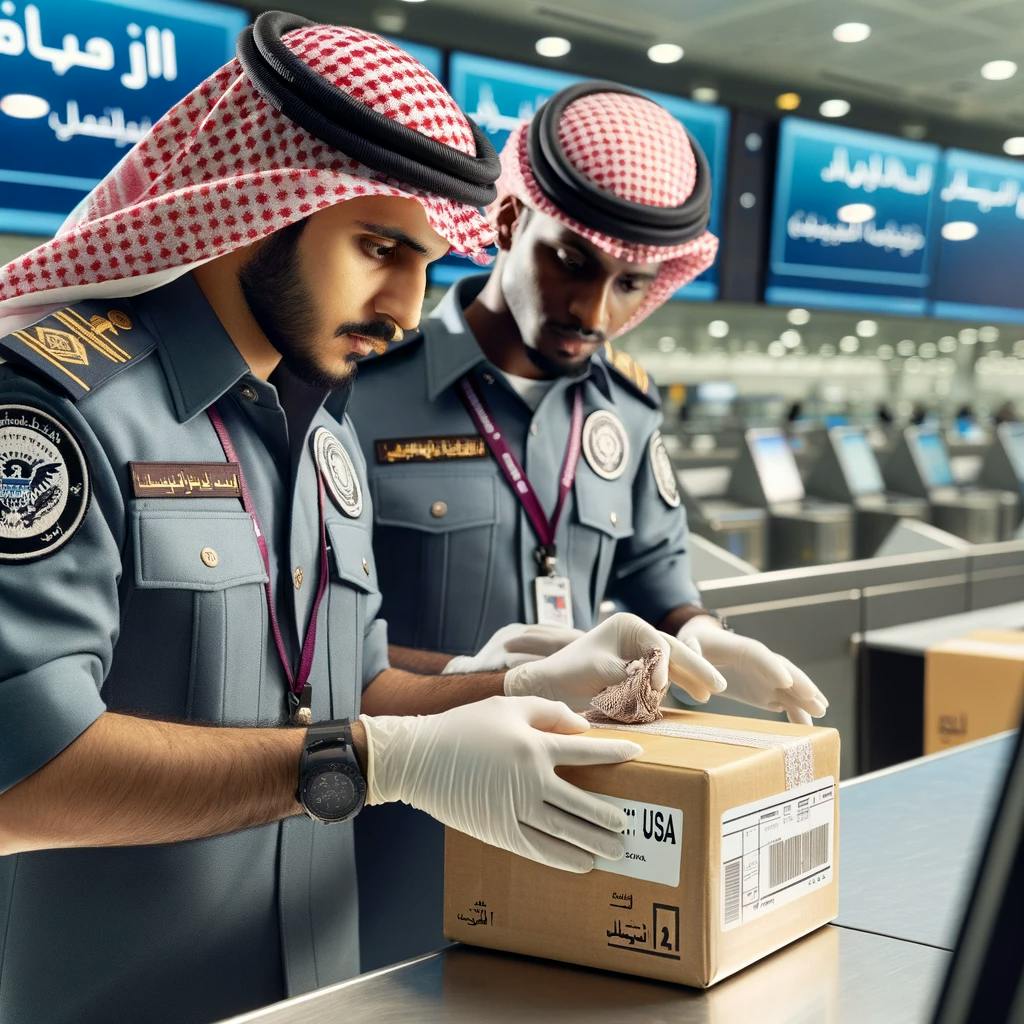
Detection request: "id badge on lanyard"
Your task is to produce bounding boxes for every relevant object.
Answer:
[459,375,582,630]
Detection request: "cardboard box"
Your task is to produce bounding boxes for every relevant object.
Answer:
[444,708,840,988]
[925,629,1024,754]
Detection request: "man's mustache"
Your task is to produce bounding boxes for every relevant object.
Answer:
[335,319,399,343]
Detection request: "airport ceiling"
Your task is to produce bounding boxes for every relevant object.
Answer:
[290,0,1024,152]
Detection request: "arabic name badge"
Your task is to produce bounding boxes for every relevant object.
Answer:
[582,410,630,481]
[312,427,362,519]
[649,432,681,509]
[0,405,90,563]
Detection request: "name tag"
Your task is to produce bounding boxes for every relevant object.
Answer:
[375,435,487,464]
[535,575,574,628]
[130,461,242,498]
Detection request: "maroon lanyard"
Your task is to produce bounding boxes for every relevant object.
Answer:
[458,374,583,572]
[207,405,329,724]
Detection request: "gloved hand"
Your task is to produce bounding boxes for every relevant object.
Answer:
[443,623,586,674]
[504,612,726,711]
[360,696,642,873]
[675,616,828,725]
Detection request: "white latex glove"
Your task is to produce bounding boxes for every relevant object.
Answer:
[360,696,642,873]
[442,622,544,674]
[504,612,727,711]
[675,617,829,726]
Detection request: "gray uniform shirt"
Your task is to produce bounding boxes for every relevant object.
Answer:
[345,275,701,655]
[0,275,387,1024]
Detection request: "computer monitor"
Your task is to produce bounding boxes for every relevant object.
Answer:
[998,423,1024,484]
[930,725,1023,1024]
[748,430,805,504]
[834,430,885,497]
[911,429,955,489]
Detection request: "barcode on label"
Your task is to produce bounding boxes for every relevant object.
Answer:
[723,859,742,926]
[768,823,830,889]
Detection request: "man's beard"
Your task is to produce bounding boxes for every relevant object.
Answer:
[238,222,392,390]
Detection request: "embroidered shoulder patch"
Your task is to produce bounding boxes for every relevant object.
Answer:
[0,303,154,401]
[0,405,91,562]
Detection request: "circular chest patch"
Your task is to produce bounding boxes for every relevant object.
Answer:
[312,427,362,518]
[649,431,681,508]
[0,405,90,563]
[582,410,629,481]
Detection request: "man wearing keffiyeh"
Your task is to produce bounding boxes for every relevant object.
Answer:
[345,81,830,970]
[0,16,725,1024]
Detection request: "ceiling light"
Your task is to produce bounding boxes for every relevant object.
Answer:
[819,343,836,357]
[776,92,801,111]
[981,60,1017,81]
[919,342,937,359]
[832,22,871,43]
[896,339,916,357]
[979,325,1000,343]
[787,308,811,325]
[768,340,786,357]
[959,328,978,345]
[781,329,801,348]
[739,191,757,209]
[657,335,677,352]
[1004,137,1024,156]
[708,320,730,338]
[839,335,859,353]
[938,335,957,353]
[856,320,878,338]
[648,43,684,64]
[877,344,894,360]
[692,86,719,103]
[535,36,571,58]
[837,203,875,224]
[941,221,979,241]
[819,99,851,118]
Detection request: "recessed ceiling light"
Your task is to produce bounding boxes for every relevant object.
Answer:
[896,339,916,357]
[856,320,878,338]
[692,85,719,103]
[981,60,1017,81]
[787,308,811,325]
[0,93,50,119]
[839,335,859,353]
[776,92,801,111]
[838,203,875,224]
[648,43,684,64]
[781,329,801,348]
[959,328,978,345]
[819,99,851,118]
[919,341,938,359]
[979,325,1000,344]
[941,221,979,241]
[1003,137,1024,156]
[708,320,729,338]
[535,36,571,58]
[832,22,871,43]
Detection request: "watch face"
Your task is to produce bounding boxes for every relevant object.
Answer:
[306,764,359,822]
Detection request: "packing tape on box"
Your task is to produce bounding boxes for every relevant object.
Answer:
[591,720,815,790]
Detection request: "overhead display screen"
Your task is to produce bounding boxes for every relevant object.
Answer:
[765,117,940,316]
[929,149,1024,324]
[0,0,248,235]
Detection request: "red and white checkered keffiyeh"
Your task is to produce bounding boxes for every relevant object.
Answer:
[492,91,718,337]
[0,23,496,335]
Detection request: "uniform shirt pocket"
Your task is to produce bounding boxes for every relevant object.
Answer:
[370,469,499,652]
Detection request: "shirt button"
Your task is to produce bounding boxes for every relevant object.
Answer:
[529,423,539,437]
[293,567,304,590]
[609,512,619,526]
[431,500,448,518]
[200,547,219,568]
[238,384,258,402]
[362,558,371,576]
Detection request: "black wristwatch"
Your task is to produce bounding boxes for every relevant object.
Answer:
[296,720,367,824]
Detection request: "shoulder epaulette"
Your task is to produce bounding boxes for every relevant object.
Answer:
[600,341,660,408]
[0,299,155,401]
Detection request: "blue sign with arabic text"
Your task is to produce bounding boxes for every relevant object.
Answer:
[930,149,1024,324]
[0,0,248,236]
[766,117,941,315]
[436,52,729,301]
